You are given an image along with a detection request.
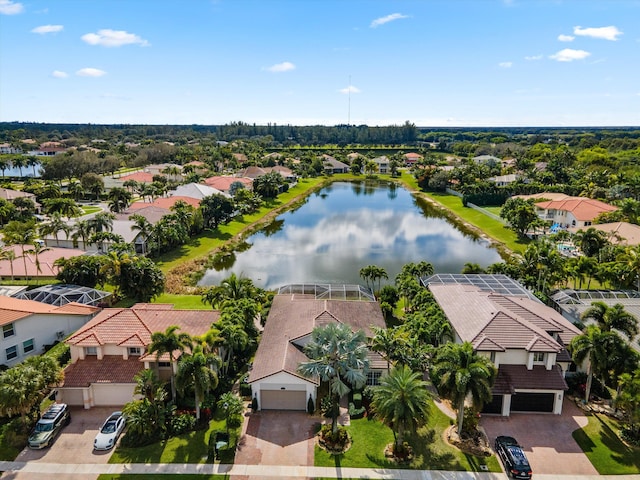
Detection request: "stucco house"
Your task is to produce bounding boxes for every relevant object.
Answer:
[372,156,390,174]
[424,274,582,416]
[248,287,386,411]
[531,195,618,229]
[0,297,100,368]
[568,222,640,247]
[403,152,423,166]
[322,155,350,174]
[57,304,220,409]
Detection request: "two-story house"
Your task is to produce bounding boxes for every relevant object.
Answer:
[532,195,618,229]
[57,304,219,409]
[248,285,386,411]
[1,297,99,367]
[425,275,582,416]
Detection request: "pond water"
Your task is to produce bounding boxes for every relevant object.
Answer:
[198,181,503,290]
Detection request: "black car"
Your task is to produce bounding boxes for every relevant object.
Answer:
[495,435,533,479]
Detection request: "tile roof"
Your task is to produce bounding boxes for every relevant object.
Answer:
[0,187,36,201]
[115,205,171,224]
[534,197,618,221]
[248,294,385,384]
[492,364,568,395]
[66,304,220,348]
[119,171,155,183]
[204,176,253,192]
[0,297,97,327]
[61,355,144,387]
[568,222,640,247]
[428,284,581,353]
[129,196,201,211]
[0,245,86,278]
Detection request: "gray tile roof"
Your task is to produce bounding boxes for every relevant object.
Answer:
[248,294,385,384]
[429,284,581,353]
[492,364,568,395]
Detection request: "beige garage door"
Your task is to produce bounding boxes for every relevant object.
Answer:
[261,390,306,410]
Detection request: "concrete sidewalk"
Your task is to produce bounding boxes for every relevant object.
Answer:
[1,462,639,479]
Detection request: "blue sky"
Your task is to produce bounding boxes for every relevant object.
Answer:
[1,0,638,126]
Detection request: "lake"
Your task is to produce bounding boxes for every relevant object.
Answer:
[198,181,503,290]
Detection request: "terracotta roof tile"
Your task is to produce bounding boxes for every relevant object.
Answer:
[62,356,144,387]
[0,297,96,327]
[535,197,617,221]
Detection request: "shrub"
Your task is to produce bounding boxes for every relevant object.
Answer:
[621,425,640,446]
[168,413,196,436]
[227,415,242,429]
[352,392,362,409]
[318,424,350,453]
[239,375,252,397]
[251,395,259,412]
[348,402,366,419]
[320,395,334,418]
[307,395,315,415]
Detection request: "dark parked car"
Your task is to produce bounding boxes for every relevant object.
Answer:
[495,435,533,479]
[28,403,71,449]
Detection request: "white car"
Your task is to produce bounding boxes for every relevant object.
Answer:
[93,411,125,451]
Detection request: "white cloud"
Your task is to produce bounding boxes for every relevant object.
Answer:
[499,62,513,68]
[31,24,63,34]
[370,13,409,28]
[524,54,543,61]
[558,34,574,42]
[339,85,361,94]
[51,70,68,78]
[266,61,296,73]
[573,25,622,41]
[549,48,591,62]
[81,29,149,47]
[76,68,106,77]
[0,0,24,14]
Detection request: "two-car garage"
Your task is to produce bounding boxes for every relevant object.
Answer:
[250,372,316,411]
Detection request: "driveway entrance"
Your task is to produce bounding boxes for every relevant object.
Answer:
[235,411,317,469]
[480,398,598,475]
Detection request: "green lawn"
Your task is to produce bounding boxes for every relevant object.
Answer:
[423,192,527,255]
[109,415,240,465]
[572,413,640,474]
[315,403,500,472]
[79,206,102,216]
[154,293,210,309]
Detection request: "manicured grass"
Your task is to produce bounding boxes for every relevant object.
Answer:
[423,192,527,254]
[315,402,500,472]
[79,206,102,216]
[483,206,503,216]
[109,414,240,465]
[572,412,640,474]
[154,293,210,309]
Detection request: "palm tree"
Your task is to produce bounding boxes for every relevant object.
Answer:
[431,342,497,435]
[570,325,624,403]
[39,212,70,246]
[72,219,92,249]
[371,326,408,371]
[297,322,369,434]
[581,302,638,339]
[11,155,26,177]
[176,346,220,420]
[359,265,389,293]
[26,156,40,177]
[26,241,52,275]
[133,369,163,402]
[67,180,84,201]
[129,213,154,255]
[0,246,17,280]
[217,321,249,376]
[107,187,132,213]
[90,211,116,233]
[371,365,431,453]
[201,273,258,309]
[148,326,193,400]
[2,220,38,279]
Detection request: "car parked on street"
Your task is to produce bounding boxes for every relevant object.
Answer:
[93,411,126,451]
[495,435,533,479]
[28,403,71,449]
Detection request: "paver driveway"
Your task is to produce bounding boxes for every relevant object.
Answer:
[234,411,318,479]
[480,398,598,475]
[2,407,118,480]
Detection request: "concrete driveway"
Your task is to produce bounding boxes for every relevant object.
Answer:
[3,407,120,480]
[235,411,317,470]
[480,398,598,475]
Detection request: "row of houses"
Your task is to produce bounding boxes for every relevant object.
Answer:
[4,274,623,418]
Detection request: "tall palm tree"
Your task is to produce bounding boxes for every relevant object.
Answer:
[176,346,220,420]
[371,365,431,453]
[148,326,193,400]
[2,220,37,279]
[431,342,497,435]
[72,219,92,249]
[133,369,163,402]
[90,211,116,233]
[0,246,17,280]
[371,326,408,371]
[217,320,250,376]
[297,322,369,434]
[129,213,154,255]
[359,265,389,293]
[570,325,624,403]
[581,302,639,339]
[67,180,84,201]
[26,241,52,275]
[39,213,69,246]
[107,187,132,213]
[201,273,257,309]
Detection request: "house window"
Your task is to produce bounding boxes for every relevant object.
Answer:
[3,323,15,338]
[366,371,382,386]
[158,361,171,368]
[23,339,34,354]
[128,347,142,356]
[85,346,97,356]
[490,351,496,363]
[6,345,17,361]
[533,352,545,362]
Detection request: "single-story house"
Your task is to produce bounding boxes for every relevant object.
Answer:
[58,304,220,409]
[1,297,100,367]
[171,182,228,200]
[568,222,640,247]
[424,274,582,416]
[0,245,87,280]
[322,155,350,174]
[248,289,386,411]
[204,176,253,194]
[489,174,520,187]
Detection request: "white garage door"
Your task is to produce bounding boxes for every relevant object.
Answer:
[261,390,306,410]
[92,384,134,407]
